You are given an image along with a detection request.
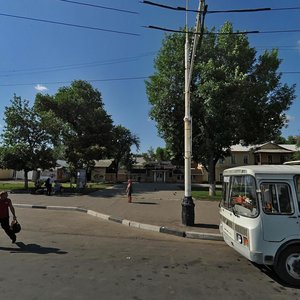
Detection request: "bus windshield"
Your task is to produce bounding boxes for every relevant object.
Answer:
[222,175,258,218]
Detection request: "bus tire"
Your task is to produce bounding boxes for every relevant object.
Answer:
[275,245,300,287]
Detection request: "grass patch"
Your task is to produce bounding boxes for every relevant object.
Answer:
[0,182,35,191]
[0,181,113,194]
[192,186,222,201]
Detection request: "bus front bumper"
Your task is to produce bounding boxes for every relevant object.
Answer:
[220,223,264,264]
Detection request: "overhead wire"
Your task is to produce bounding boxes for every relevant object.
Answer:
[144,25,259,35]
[0,12,139,36]
[144,25,300,36]
[0,77,150,87]
[141,1,300,14]
[0,70,298,88]
[58,0,139,14]
[0,52,156,77]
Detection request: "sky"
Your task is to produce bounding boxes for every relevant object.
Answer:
[0,0,299,153]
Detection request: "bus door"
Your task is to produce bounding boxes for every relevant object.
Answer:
[260,180,299,242]
[220,175,236,240]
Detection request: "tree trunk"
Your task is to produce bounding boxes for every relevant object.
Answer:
[208,157,216,196]
[24,170,29,189]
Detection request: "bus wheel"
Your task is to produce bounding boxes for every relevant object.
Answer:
[275,245,300,287]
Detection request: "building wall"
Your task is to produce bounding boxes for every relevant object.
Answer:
[0,169,14,180]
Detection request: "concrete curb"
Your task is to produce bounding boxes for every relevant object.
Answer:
[15,203,223,242]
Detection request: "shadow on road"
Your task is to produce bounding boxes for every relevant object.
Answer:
[0,242,68,255]
[251,262,300,289]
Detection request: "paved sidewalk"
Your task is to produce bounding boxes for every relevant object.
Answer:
[10,183,223,241]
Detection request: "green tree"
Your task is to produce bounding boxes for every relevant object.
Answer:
[142,146,171,162]
[287,135,298,144]
[0,95,56,188]
[110,125,140,180]
[146,22,296,195]
[142,147,156,162]
[155,147,171,161]
[35,80,113,176]
[273,135,288,144]
[292,136,300,160]
[274,135,298,144]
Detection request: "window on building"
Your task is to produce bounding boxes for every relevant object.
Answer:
[255,154,260,164]
[243,155,249,164]
[231,155,236,164]
[268,155,272,164]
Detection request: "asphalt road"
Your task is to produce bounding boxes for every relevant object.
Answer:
[0,208,300,300]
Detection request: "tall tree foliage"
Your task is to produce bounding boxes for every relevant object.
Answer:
[35,80,113,174]
[146,22,296,195]
[0,95,56,188]
[110,125,140,180]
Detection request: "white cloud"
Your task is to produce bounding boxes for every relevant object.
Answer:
[35,84,48,92]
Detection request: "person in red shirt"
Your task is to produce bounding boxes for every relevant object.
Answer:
[0,191,17,243]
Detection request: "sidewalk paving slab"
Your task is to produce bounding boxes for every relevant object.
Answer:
[11,183,223,242]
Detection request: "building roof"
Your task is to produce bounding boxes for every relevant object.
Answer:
[133,157,146,167]
[94,159,113,168]
[230,143,298,153]
[279,144,298,151]
[230,145,252,152]
[56,160,69,168]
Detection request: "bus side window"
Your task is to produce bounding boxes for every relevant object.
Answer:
[261,185,275,213]
[296,175,300,210]
[278,184,292,213]
[261,183,293,214]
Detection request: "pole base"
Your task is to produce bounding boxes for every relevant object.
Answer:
[181,196,195,226]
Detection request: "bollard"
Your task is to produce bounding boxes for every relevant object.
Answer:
[181,196,195,226]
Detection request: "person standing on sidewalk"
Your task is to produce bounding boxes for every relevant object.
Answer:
[126,179,133,203]
[45,176,52,196]
[0,191,17,243]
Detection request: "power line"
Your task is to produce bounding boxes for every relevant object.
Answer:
[144,25,259,35]
[0,12,139,36]
[141,1,300,14]
[259,29,300,34]
[141,1,271,13]
[0,52,156,77]
[0,77,149,87]
[145,25,300,35]
[59,0,139,14]
[0,71,298,87]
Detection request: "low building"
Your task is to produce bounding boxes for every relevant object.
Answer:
[201,142,298,183]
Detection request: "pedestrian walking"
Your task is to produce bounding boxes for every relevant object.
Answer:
[126,179,133,203]
[0,191,17,243]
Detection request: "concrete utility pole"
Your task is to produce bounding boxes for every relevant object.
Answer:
[182,0,205,226]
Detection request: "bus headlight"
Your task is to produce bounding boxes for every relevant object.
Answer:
[237,233,243,244]
[236,233,249,247]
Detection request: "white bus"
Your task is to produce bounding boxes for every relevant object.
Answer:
[219,165,300,286]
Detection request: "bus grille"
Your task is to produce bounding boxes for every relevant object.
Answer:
[221,215,248,237]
